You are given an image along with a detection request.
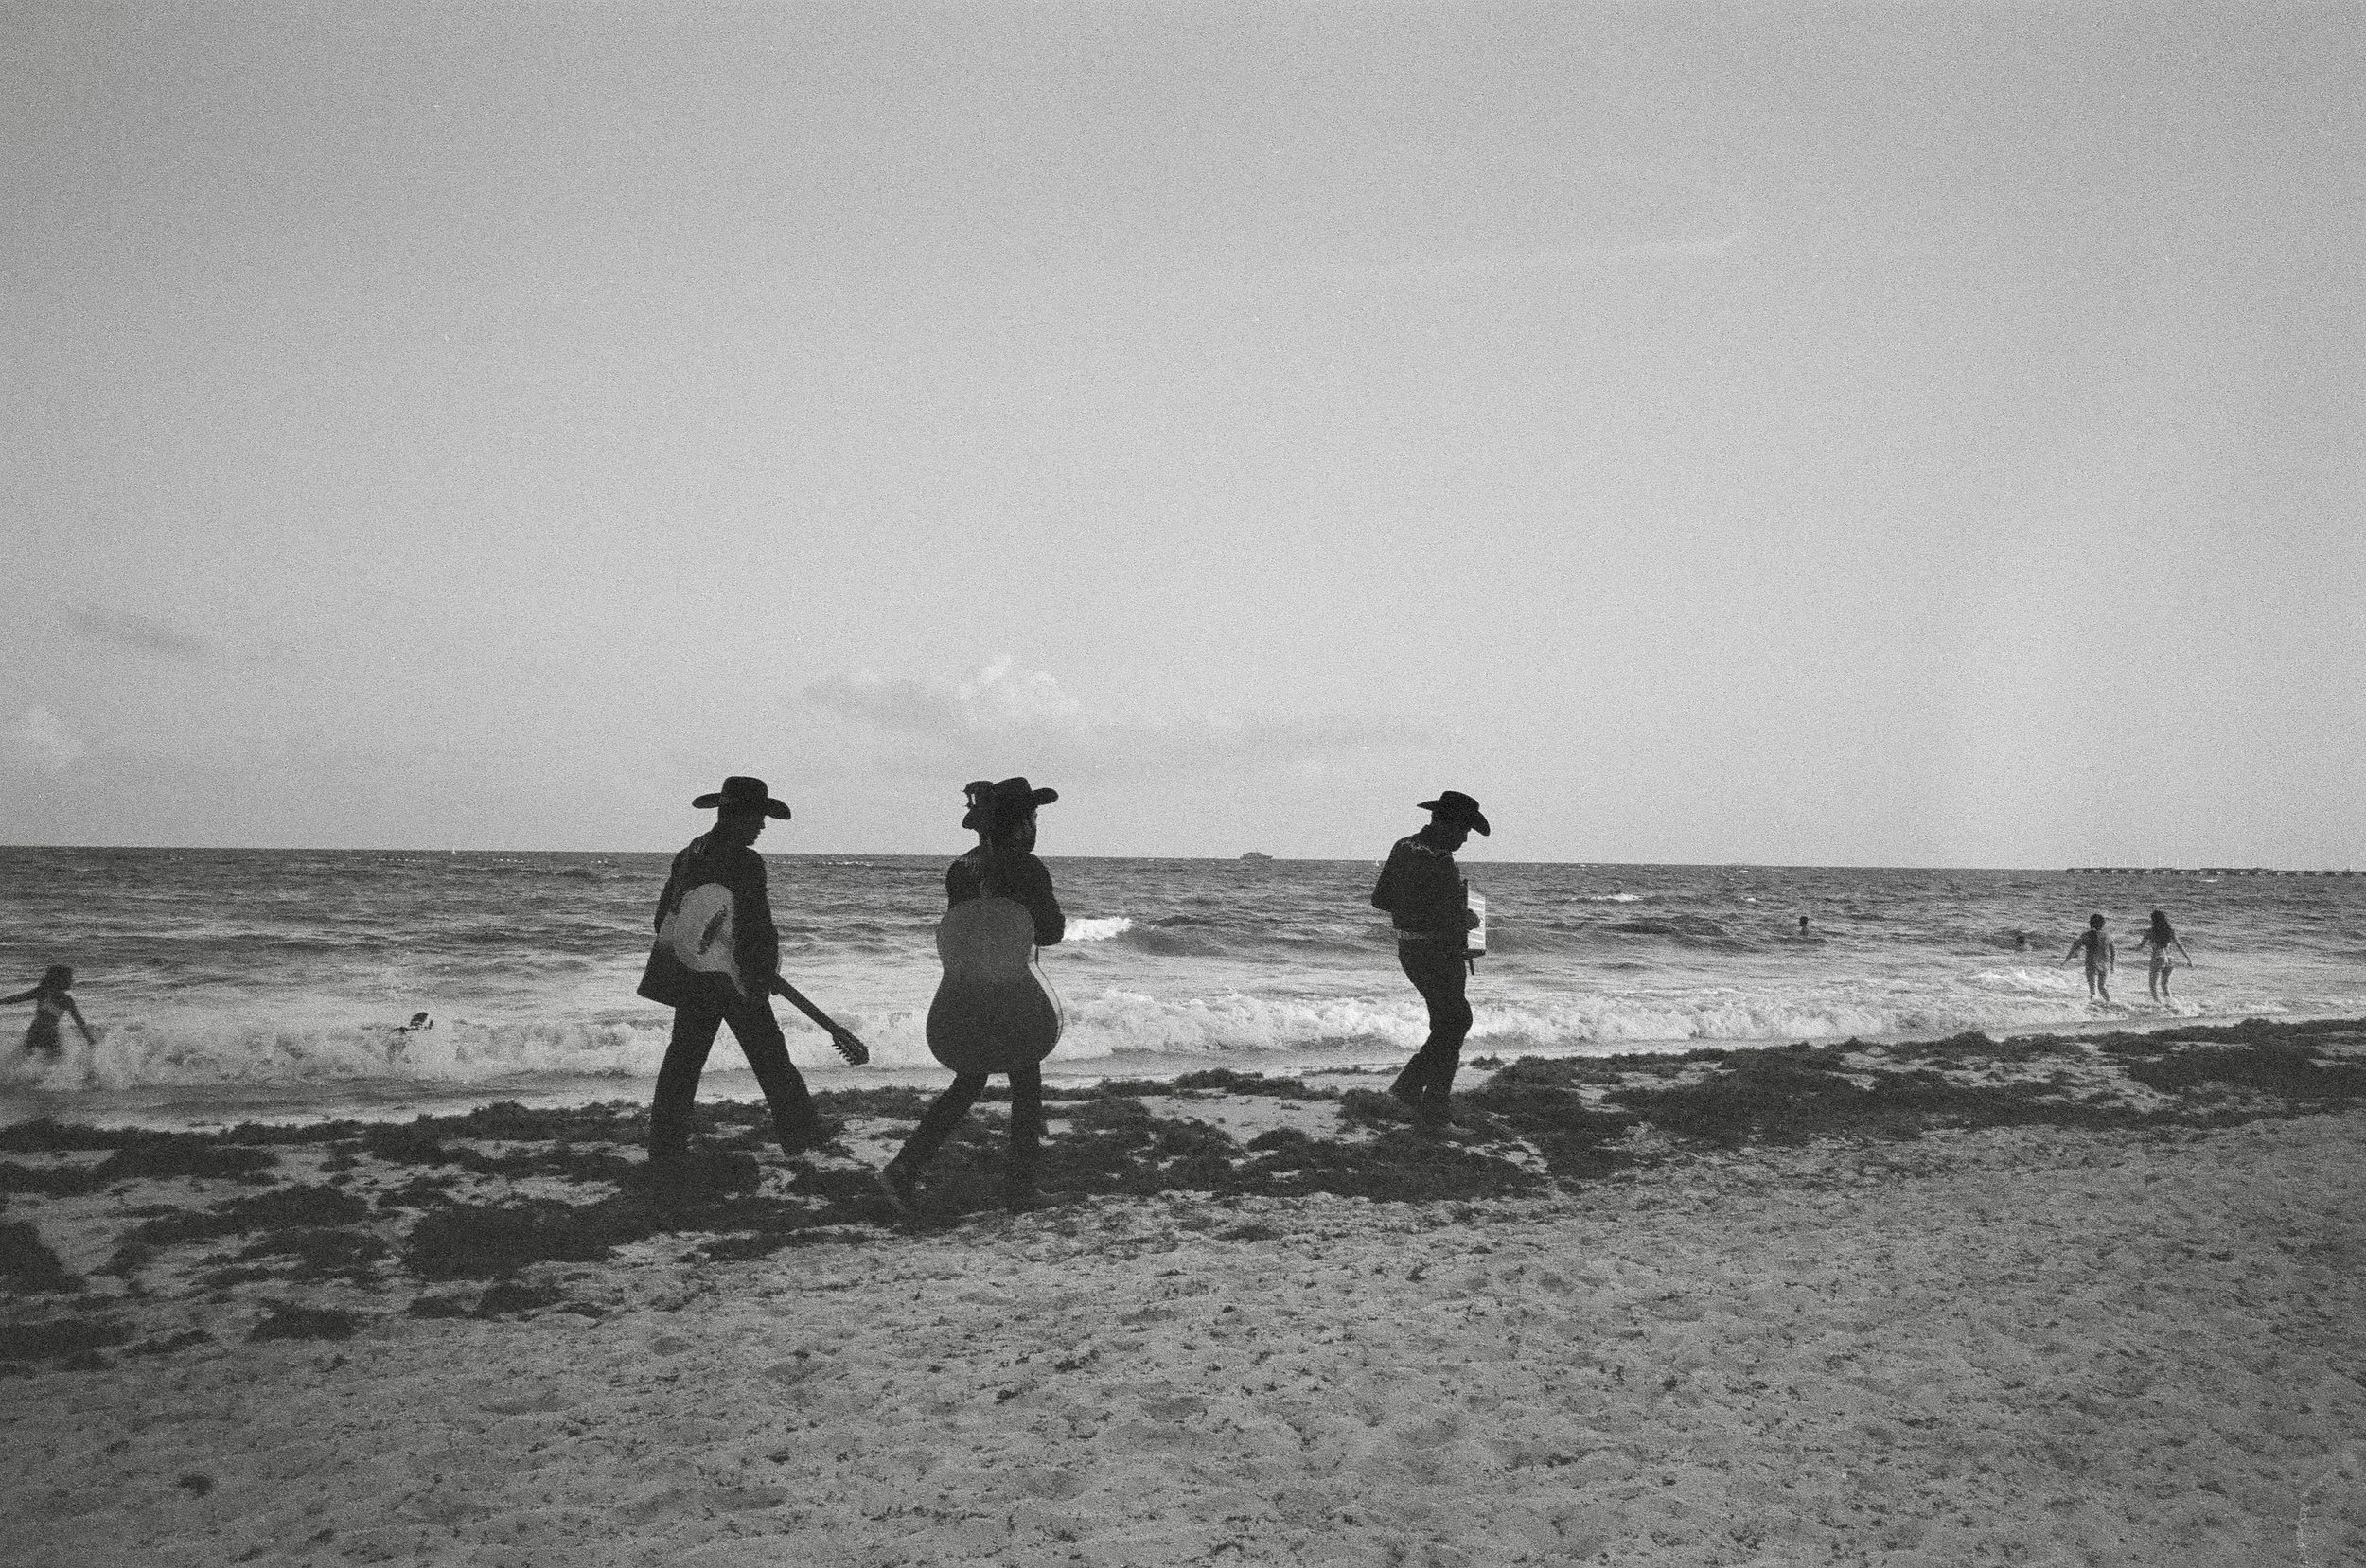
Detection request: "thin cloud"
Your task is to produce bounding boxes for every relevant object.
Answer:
[66,608,217,661]
[2,706,87,771]
[804,659,1428,780]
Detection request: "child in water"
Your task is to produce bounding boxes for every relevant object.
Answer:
[2131,910,2195,1002]
[4,966,97,1054]
[2062,915,2115,1002]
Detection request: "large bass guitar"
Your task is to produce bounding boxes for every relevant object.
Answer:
[926,892,1062,1075]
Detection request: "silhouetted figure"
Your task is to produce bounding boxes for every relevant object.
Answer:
[2063,913,2116,1001]
[2133,909,2195,1002]
[1797,914,1810,937]
[386,1011,432,1063]
[5,966,95,1054]
[638,776,868,1171]
[2011,930,2029,951]
[1374,791,1489,1125]
[878,777,1066,1216]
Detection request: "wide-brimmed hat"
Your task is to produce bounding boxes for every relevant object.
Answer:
[691,776,791,819]
[1418,790,1491,836]
[962,776,1059,829]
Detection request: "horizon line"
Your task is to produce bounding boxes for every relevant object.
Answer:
[6,843,2356,875]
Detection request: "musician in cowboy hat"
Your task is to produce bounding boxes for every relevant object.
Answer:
[1369,790,1490,1125]
[638,776,867,1172]
[877,776,1067,1216]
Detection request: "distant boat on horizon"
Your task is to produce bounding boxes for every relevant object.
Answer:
[1240,851,1274,862]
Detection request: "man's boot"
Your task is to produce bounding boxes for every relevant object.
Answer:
[1388,1060,1430,1110]
[874,1157,921,1219]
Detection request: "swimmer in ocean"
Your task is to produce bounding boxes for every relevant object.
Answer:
[387,1012,432,1062]
[4,966,97,1054]
[2061,914,2115,1002]
[2131,910,2194,1002]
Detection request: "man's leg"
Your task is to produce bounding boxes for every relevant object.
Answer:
[1394,945,1472,1115]
[721,996,819,1154]
[650,1006,724,1159]
[890,1074,988,1175]
[1410,949,1473,1111]
[1390,945,1439,1102]
[1005,1061,1045,1204]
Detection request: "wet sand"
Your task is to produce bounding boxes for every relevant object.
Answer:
[4,1019,2363,1567]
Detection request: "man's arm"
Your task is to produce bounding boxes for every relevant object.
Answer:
[652,847,688,932]
[1014,855,1064,945]
[0,987,37,1006]
[63,997,96,1044]
[734,851,782,990]
[1370,851,1400,912]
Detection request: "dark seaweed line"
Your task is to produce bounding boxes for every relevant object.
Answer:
[4,1020,2363,1367]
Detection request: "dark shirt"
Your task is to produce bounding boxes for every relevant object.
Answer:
[948,847,1065,946]
[654,832,780,989]
[1370,834,1474,943]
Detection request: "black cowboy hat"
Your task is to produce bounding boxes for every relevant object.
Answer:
[691,776,791,819]
[962,776,1059,829]
[1418,790,1491,836]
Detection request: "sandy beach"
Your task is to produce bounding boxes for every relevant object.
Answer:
[5,1019,2363,1567]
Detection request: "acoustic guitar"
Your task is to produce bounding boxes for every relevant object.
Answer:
[926,895,1063,1075]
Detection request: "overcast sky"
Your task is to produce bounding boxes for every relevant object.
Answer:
[5,3,2360,865]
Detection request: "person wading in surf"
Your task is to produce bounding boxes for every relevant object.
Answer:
[638,776,867,1174]
[2062,912,2116,1003]
[1372,791,1489,1126]
[877,777,1066,1216]
[2132,909,2195,1002]
[5,966,96,1055]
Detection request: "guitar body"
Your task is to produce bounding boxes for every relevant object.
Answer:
[927,896,1062,1074]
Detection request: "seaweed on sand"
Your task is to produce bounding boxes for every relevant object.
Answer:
[247,1304,358,1342]
[94,1136,279,1183]
[233,1226,391,1279]
[1,1315,129,1364]
[1,1220,80,1295]
[404,1196,670,1279]
[124,1185,371,1249]
[0,1161,105,1197]
[1459,1061,1640,1182]
[1240,1126,1541,1204]
[359,1122,637,1185]
[1601,1048,2169,1148]
[2120,1042,2366,1101]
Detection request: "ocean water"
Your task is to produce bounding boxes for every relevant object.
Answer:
[4,847,2362,1130]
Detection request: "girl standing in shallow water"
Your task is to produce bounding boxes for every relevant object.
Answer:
[4,966,97,1054]
[2132,909,2195,1002]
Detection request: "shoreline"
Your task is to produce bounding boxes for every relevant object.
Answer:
[5,1014,2363,1565]
[4,1002,2337,1136]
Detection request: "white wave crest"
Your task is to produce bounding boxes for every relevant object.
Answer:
[1063,917,1135,943]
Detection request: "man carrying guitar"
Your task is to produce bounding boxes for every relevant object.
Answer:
[638,775,868,1174]
[878,776,1066,1216]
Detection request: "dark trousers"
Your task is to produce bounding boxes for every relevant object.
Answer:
[650,996,815,1158]
[891,1061,1044,1177]
[1391,943,1472,1103]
